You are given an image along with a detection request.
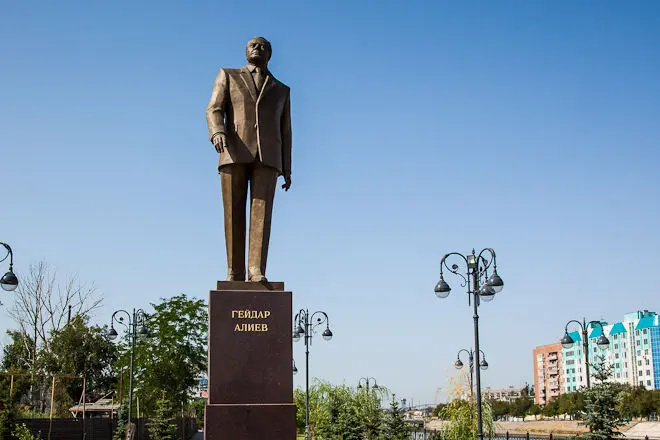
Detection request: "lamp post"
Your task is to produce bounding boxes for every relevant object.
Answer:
[0,242,18,292]
[358,377,379,392]
[293,309,333,440]
[434,248,504,440]
[107,308,150,424]
[560,318,609,389]
[455,348,489,400]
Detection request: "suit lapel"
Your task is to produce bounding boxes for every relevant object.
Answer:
[258,75,277,101]
[240,68,258,102]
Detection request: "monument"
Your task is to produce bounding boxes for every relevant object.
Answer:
[204,37,296,439]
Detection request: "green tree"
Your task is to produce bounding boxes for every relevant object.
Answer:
[41,315,118,404]
[113,399,129,440]
[510,396,533,420]
[354,386,384,439]
[1,331,34,371]
[582,358,626,440]
[116,294,207,415]
[147,391,176,440]
[488,399,510,420]
[542,397,560,419]
[0,401,17,440]
[383,395,409,440]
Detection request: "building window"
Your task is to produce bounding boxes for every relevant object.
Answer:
[644,329,648,334]
[639,371,643,377]
[640,381,644,386]
[637,340,641,346]
[647,370,651,376]
[617,373,621,378]
[646,359,650,365]
[615,353,620,359]
[645,349,649,355]
[637,350,641,356]
[624,362,628,367]
[638,360,643,366]
[615,344,619,349]
[644,339,648,344]
[566,351,574,357]
[648,380,652,386]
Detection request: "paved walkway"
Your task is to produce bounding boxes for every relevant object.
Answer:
[191,430,204,440]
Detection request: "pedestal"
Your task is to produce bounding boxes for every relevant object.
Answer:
[205,281,295,439]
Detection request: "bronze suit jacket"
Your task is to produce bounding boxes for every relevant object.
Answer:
[206,66,292,175]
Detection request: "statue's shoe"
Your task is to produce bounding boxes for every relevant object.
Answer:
[248,273,267,283]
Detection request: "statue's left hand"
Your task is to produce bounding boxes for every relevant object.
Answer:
[282,173,292,191]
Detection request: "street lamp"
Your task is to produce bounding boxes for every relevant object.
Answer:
[293,309,332,440]
[357,377,379,392]
[561,318,609,388]
[293,358,298,375]
[107,308,150,425]
[434,248,503,440]
[0,242,18,292]
[455,348,488,400]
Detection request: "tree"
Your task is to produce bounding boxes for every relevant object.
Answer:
[113,399,129,440]
[8,260,102,369]
[438,371,495,440]
[116,294,207,415]
[510,396,533,420]
[40,315,118,406]
[354,386,384,439]
[582,358,626,440]
[147,391,176,440]
[383,395,409,440]
[542,397,560,419]
[488,399,511,420]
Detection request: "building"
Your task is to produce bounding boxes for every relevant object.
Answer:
[533,342,563,405]
[482,386,524,403]
[534,310,660,404]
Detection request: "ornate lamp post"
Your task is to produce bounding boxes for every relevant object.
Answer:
[357,376,379,392]
[107,309,150,424]
[455,348,488,400]
[560,318,609,388]
[0,242,18,292]
[293,309,333,440]
[434,248,504,440]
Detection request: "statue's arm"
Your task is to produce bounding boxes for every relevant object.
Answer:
[206,68,228,142]
[281,90,292,178]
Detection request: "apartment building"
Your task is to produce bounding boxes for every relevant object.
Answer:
[534,310,660,404]
[533,342,563,405]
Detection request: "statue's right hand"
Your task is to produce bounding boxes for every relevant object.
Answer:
[212,133,227,154]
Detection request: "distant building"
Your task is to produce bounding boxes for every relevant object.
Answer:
[482,386,523,403]
[533,310,660,403]
[533,342,563,405]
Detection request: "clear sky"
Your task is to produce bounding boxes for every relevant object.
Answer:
[1,0,659,406]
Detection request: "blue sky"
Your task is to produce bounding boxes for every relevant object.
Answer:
[1,0,659,405]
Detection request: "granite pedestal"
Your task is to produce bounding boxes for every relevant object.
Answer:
[205,281,295,439]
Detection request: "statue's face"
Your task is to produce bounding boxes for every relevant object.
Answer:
[246,38,271,66]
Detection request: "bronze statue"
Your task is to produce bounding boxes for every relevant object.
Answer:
[206,37,292,282]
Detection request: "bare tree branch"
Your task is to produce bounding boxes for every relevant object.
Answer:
[8,259,103,369]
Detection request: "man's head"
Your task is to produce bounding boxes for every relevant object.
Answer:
[246,36,272,67]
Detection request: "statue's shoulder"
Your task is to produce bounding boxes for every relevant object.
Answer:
[219,67,243,76]
[271,75,290,92]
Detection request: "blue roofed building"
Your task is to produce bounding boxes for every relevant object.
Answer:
[536,310,660,402]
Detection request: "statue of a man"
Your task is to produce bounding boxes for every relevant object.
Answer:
[206,37,292,282]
